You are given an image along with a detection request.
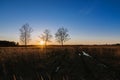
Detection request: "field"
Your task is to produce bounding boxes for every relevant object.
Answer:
[0,45,120,80]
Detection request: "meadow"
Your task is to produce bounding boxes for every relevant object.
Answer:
[0,45,120,80]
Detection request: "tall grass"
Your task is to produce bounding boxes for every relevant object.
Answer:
[0,46,120,80]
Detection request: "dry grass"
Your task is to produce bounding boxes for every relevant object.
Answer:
[0,45,120,80]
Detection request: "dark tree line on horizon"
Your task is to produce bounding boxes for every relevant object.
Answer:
[0,40,19,47]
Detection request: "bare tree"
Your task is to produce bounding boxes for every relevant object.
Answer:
[55,27,70,46]
[19,23,33,46]
[39,29,52,47]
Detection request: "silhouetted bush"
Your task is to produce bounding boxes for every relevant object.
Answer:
[0,40,18,47]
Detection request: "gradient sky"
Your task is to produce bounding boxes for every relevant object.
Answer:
[0,0,120,45]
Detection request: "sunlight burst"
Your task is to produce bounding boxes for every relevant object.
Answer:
[40,41,45,45]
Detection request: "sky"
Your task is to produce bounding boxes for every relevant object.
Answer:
[0,0,120,45]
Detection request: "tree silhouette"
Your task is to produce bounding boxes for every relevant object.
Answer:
[19,23,33,46]
[39,29,52,47]
[55,27,70,46]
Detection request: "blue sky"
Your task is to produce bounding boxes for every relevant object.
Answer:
[0,0,120,45]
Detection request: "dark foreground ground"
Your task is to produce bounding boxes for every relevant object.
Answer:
[0,45,120,80]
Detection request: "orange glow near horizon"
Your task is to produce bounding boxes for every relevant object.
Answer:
[40,40,45,45]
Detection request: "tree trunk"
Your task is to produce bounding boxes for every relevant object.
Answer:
[61,41,63,47]
[25,32,27,47]
[45,41,47,55]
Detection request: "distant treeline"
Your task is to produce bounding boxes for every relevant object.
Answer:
[0,40,19,47]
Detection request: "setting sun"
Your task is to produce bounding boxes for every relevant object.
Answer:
[40,41,45,45]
